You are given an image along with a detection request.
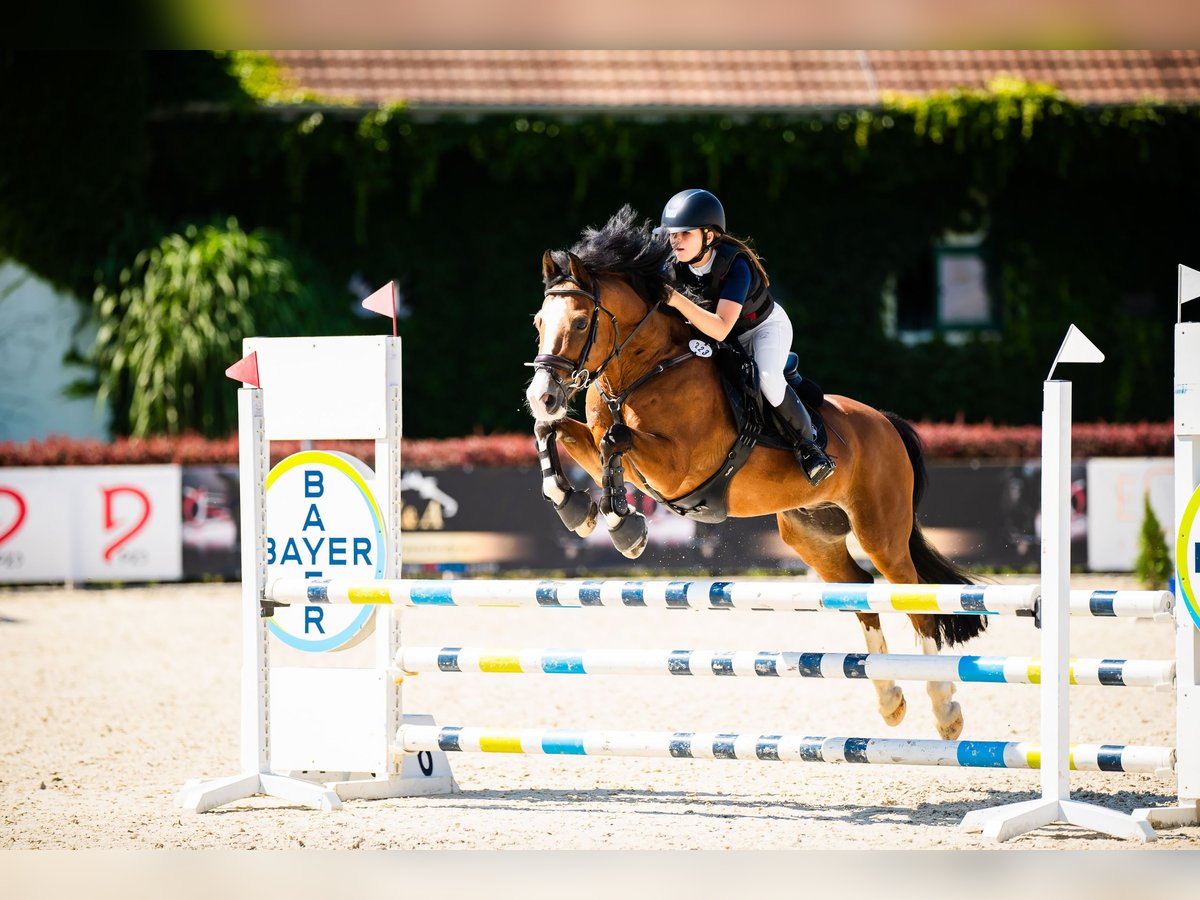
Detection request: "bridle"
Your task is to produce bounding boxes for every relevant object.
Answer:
[529,264,711,524]
[527,271,663,402]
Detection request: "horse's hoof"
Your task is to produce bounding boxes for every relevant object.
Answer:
[623,532,648,559]
[555,490,597,535]
[574,503,599,538]
[880,690,907,726]
[937,702,964,740]
[609,513,648,559]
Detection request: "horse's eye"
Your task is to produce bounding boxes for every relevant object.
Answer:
[572,317,588,331]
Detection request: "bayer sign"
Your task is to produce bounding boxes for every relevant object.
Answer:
[265,450,385,651]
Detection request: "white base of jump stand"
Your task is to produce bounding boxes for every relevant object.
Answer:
[961,798,1156,843]
[301,757,460,802]
[1133,799,1200,829]
[177,716,459,813]
[176,762,459,814]
[178,772,343,814]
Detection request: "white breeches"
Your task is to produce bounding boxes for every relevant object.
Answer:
[737,304,792,407]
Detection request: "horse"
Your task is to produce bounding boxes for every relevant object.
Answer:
[524,206,986,740]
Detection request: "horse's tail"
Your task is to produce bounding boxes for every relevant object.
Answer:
[883,411,988,649]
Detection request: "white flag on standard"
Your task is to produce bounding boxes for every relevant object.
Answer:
[1180,264,1200,306]
[1048,324,1104,380]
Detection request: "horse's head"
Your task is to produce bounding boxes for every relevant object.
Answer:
[526,250,610,422]
[527,207,677,423]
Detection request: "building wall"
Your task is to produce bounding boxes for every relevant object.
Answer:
[0,261,109,441]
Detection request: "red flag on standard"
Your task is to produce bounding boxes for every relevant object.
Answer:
[224,351,260,388]
[362,281,397,318]
[362,281,398,337]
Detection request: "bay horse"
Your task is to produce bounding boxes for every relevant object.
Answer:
[525,207,986,740]
[525,210,984,739]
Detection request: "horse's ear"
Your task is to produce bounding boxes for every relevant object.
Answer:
[541,250,558,282]
[566,251,592,290]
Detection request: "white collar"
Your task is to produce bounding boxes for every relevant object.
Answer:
[688,251,717,276]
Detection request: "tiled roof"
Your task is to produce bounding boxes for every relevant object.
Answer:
[270,50,1200,110]
[870,49,1200,105]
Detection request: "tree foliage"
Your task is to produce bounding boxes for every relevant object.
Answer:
[1134,492,1173,590]
[88,219,308,437]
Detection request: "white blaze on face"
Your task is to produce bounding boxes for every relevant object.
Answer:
[526,369,559,421]
[526,297,572,422]
[537,296,571,356]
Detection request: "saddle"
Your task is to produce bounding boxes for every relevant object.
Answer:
[714,342,827,452]
[636,338,828,525]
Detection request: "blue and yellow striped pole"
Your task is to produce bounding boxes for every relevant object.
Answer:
[397,725,1175,775]
[395,646,1176,688]
[267,578,1174,620]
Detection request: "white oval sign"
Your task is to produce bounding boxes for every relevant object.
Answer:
[689,339,713,358]
[1176,482,1200,631]
[266,450,384,652]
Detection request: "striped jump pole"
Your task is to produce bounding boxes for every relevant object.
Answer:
[395,646,1177,689]
[397,725,1176,776]
[268,578,1174,620]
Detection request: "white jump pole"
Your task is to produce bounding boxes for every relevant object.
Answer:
[962,326,1156,842]
[1135,264,1200,827]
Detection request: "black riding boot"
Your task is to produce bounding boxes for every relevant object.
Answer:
[773,387,836,486]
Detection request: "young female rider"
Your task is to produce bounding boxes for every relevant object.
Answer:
[658,188,835,486]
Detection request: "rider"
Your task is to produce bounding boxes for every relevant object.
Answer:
[658,188,835,486]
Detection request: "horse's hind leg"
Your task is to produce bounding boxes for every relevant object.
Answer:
[914,624,963,740]
[777,509,907,728]
[850,511,965,740]
[857,612,907,727]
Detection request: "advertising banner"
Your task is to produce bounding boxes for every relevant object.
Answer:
[0,468,73,583]
[6,455,1168,583]
[917,461,1089,571]
[70,465,182,582]
[395,460,1080,574]
[1085,458,1174,572]
[181,466,241,580]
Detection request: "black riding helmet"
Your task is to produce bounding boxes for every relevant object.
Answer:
[659,189,726,234]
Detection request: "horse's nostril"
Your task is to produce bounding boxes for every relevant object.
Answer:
[542,393,558,412]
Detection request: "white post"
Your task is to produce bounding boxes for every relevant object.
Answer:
[177,387,342,813]
[962,329,1154,841]
[1170,413,1200,816]
[1135,268,1200,827]
[1040,380,1071,804]
[239,387,270,777]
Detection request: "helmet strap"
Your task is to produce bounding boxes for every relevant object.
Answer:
[681,229,717,266]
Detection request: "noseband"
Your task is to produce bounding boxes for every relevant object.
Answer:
[528,272,662,399]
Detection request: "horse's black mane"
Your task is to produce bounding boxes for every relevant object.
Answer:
[548,205,673,304]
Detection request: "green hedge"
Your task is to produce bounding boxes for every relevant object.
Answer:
[5,54,1199,437]
[0,422,1174,468]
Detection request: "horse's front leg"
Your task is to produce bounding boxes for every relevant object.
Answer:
[550,417,603,482]
[597,423,649,559]
[534,420,600,538]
